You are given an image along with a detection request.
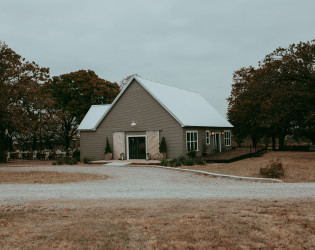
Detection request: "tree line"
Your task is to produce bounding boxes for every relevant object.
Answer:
[0,41,120,162]
[227,40,315,149]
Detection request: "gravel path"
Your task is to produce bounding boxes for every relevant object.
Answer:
[0,165,315,204]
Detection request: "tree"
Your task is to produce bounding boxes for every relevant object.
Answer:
[227,67,265,147]
[228,40,315,149]
[47,70,120,151]
[0,41,51,162]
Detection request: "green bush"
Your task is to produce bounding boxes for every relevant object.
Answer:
[159,136,167,154]
[168,158,182,167]
[55,157,78,165]
[83,157,92,164]
[52,162,57,165]
[160,158,168,166]
[194,158,205,165]
[164,156,206,167]
[178,156,187,165]
[185,158,194,166]
[72,150,80,161]
[260,159,284,178]
[105,138,112,154]
[187,150,196,158]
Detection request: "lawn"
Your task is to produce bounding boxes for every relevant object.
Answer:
[0,199,314,249]
[181,151,315,182]
[0,171,108,184]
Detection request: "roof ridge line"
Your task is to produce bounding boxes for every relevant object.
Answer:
[135,76,199,94]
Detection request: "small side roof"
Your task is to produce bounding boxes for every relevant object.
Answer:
[78,104,111,131]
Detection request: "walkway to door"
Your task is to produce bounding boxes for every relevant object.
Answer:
[90,159,161,165]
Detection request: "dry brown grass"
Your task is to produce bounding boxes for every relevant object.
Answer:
[0,159,56,167]
[0,198,314,249]
[0,171,108,184]
[182,151,315,182]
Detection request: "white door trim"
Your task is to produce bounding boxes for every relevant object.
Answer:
[126,135,147,160]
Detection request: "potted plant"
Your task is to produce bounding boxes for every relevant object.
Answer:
[159,136,167,159]
[104,138,112,160]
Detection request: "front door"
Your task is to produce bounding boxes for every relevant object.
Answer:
[128,137,146,159]
[213,133,221,152]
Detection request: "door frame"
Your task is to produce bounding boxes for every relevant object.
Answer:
[213,132,221,152]
[126,135,147,160]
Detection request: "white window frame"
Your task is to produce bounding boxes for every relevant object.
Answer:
[206,130,210,145]
[186,131,198,151]
[224,130,231,146]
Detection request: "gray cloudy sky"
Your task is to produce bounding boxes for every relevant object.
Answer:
[1,0,314,116]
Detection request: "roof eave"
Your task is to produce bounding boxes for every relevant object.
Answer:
[78,128,96,132]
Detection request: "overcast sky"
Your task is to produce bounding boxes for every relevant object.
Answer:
[1,0,314,116]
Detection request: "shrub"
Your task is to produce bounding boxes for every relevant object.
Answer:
[67,158,78,165]
[160,158,168,166]
[185,158,194,166]
[52,162,57,165]
[168,158,182,167]
[194,158,205,165]
[83,157,92,164]
[260,159,284,178]
[105,138,112,154]
[56,157,78,165]
[187,150,196,158]
[159,136,167,154]
[178,156,187,165]
[72,150,80,161]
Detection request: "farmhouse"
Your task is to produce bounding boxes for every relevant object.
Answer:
[78,76,233,161]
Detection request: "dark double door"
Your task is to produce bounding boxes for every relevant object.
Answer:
[128,137,146,159]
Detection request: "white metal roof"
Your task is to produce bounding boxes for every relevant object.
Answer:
[135,76,232,127]
[78,76,232,131]
[78,104,111,131]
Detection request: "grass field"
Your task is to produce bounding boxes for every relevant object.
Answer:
[0,171,108,184]
[0,152,314,248]
[0,199,314,249]
[182,151,315,182]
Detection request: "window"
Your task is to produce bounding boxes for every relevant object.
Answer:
[224,131,231,146]
[186,131,198,151]
[206,131,210,145]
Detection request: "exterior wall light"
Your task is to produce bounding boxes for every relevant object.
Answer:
[211,132,214,135]
[131,121,136,126]
[221,131,224,135]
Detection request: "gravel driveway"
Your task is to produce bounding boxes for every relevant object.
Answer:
[0,165,315,204]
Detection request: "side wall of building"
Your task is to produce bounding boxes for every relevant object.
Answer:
[183,127,232,157]
[80,80,183,161]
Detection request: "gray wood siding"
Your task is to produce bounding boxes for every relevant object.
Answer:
[80,79,183,160]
